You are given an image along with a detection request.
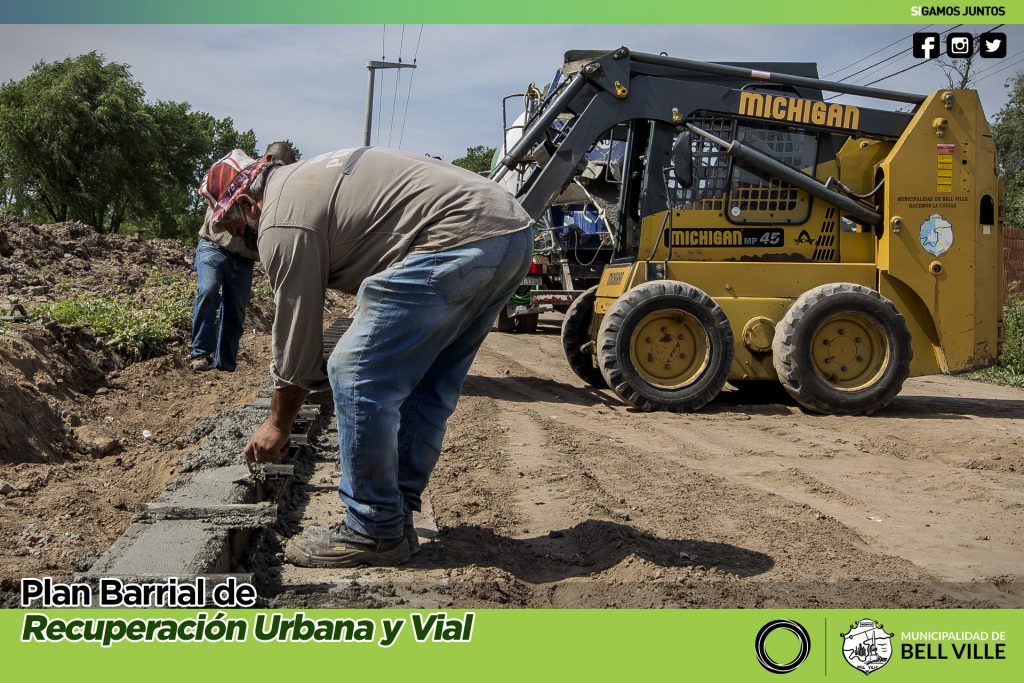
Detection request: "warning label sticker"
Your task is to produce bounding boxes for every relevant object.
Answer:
[936,144,955,193]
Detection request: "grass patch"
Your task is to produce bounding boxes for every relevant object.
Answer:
[252,284,274,302]
[966,284,1024,388]
[31,271,193,361]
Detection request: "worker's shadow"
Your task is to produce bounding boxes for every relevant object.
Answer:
[410,519,773,582]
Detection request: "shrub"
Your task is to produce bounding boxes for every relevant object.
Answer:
[31,271,193,361]
[969,283,1024,387]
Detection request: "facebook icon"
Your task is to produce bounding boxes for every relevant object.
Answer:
[913,32,941,59]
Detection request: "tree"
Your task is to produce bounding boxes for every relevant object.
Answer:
[135,104,258,240]
[992,72,1024,226]
[0,52,262,241]
[936,32,984,89]
[452,145,497,174]
[0,52,156,232]
[137,101,218,239]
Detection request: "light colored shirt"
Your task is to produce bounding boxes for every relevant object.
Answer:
[258,147,532,391]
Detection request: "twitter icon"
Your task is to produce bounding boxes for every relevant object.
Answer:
[980,32,1007,58]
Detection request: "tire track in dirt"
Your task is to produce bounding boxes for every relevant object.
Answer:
[266,320,1024,608]
[477,323,1024,585]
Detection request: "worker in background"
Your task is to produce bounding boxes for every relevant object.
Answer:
[189,141,297,372]
[203,147,532,567]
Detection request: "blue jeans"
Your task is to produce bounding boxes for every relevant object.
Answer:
[328,228,533,540]
[190,239,255,371]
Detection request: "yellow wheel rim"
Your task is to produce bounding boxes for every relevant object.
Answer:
[629,310,710,389]
[810,311,889,391]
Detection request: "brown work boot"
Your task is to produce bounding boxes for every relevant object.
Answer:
[286,522,410,568]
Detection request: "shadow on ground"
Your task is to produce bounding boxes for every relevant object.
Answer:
[465,372,1023,421]
[411,519,774,583]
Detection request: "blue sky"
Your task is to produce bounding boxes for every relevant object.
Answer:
[0,24,1021,161]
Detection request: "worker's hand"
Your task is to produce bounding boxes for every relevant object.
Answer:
[244,419,291,464]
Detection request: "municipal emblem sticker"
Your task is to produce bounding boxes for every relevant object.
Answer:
[919,213,953,256]
[842,619,893,675]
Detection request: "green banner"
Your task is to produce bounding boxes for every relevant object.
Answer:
[0,0,1019,24]
[2,608,1021,681]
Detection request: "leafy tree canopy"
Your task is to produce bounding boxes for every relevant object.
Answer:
[0,52,264,240]
[452,145,497,174]
[993,72,1024,226]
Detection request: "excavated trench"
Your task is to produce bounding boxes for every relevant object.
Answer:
[76,318,359,601]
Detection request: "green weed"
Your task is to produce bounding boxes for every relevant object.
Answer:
[967,284,1024,388]
[31,269,193,361]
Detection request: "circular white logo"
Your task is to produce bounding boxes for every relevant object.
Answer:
[919,213,953,257]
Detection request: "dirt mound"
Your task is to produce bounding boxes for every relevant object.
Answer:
[0,215,190,307]
[0,216,193,465]
[0,216,278,465]
[0,322,113,463]
[0,215,357,592]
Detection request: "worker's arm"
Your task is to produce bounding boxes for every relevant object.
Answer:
[244,224,329,463]
[245,386,309,463]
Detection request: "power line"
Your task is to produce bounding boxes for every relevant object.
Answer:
[861,58,932,87]
[825,26,965,100]
[387,25,406,147]
[398,24,424,149]
[825,24,1012,104]
[823,26,931,79]
[833,26,975,95]
[836,48,911,83]
[973,50,1024,78]
[824,52,919,100]
[846,25,963,84]
[835,52,918,91]
[376,25,385,145]
[975,55,1024,84]
[929,24,1005,87]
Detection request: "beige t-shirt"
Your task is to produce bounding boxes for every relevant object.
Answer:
[258,147,532,391]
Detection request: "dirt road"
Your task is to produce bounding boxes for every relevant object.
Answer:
[266,317,1024,608]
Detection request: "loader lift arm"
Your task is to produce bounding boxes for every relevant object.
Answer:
[493,47,923,224]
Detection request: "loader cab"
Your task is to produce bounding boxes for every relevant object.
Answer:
[609,119,654,260]
[610,102,855,266]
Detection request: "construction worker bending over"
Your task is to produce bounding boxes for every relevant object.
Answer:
[202,147,532,567]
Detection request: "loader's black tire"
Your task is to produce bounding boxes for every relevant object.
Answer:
[772,283,912,415]
[597,280,733,412]
[495,309,538,333]
[561,285,606,388]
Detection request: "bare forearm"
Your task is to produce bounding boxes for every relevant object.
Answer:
[269,386,310,431]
